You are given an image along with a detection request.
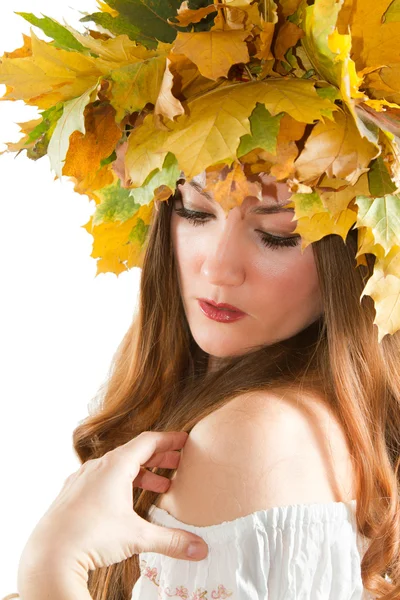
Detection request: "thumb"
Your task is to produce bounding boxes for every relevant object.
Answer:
[139,522,209,561]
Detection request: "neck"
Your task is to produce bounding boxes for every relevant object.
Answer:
[207,355,218,374]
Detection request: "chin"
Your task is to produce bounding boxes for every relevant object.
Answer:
[191,327,253,359]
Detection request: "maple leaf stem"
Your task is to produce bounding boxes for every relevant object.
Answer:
[185,81,226,103]
[216,0,227,23]
[258,0,272,21]
[243,64,255,81]
[260,0,265,21]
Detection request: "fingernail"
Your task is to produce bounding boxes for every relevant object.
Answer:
[186,543,207,559]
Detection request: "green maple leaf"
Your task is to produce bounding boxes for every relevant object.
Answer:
[130,152,180,206]
[355,193,400,255]
[26,104,64,145]
[129,218,149,245]
[100,0,181,42]
[81,0,216,46]
[368,156,397,196]
[16,13,88,53]
[382,0,400,22]
[47,82,99,178]
[80,12,158,49]
[93,179,141,225]
[237,103,284,158]
[187,0,214,7]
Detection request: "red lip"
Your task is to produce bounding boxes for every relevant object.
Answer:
[197,299,246,323]
[199,298,245,313]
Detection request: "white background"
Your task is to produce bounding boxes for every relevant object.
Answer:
[0,2,142,596]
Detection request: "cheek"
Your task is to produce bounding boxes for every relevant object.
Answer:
[252,248,321,317]
[170,216,202,284]
[260,250,318,288]
[171,213,205,264]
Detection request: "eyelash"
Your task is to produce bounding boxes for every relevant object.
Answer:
[173,206,301,250]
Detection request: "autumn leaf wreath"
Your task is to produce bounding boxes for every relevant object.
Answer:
[1,0,400,341]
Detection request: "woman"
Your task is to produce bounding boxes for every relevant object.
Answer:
[74,168,398,600]
[1,0,400,598]
[6,173,400,600]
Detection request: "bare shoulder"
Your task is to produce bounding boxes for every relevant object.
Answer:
[155,389,356,526]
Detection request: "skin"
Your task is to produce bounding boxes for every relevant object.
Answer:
[170,171,324,371]
[157,172,355,525]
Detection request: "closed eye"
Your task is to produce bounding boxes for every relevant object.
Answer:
[174,206,212,226]
[173,205,301,250]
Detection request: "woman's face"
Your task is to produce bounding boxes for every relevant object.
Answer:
[170,171,323,363]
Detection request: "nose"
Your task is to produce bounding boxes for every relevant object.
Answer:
[200,208,245,287]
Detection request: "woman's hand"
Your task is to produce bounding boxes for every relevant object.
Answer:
[18,431,209,584]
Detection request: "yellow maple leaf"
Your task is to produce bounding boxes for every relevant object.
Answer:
[0,117,42,155]
[252,142,299,180]
[204,161,263,212]
[83,202,154,276]
[317,172,370,215]
[0,28,171,111]
[355,226,386,260]
[279,112,308,142]
[365,70,400,106]
[211,2,258,31]
[273,21,304,62]
[96,0,119,17]
[108,55,173,123]
[338,0,399,74]
[124,115,170,188]
[353,101,400,155]
[337,0,400,108]
[168,1,217,26]
[168,51,226,100]
[254,17,275,60]
[126,77,337,185]
[62,103,122,196]
[374,245,400,278]
[360,245,400,341]
[243,113,307,180]
[154,57,186,129]
[172,29,250,80]
[294,108,379,185]
[299,0,370,140]
[279,0,303,17]
[3,33,32,59]
[0,30,101,108]
[290,198,358,251]
[47,82,100,178]
[63,25,161,66]
[380,131,400,190]
[300,0,364,97]
[285,186,358,250]
[256,0,278,23]
[355,193,400,256]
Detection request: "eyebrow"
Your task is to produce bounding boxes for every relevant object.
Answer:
[188,180,213,200]
[188,180,295,214]
[249,205,295,214]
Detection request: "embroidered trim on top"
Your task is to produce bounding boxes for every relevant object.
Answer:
[139,558,234,599]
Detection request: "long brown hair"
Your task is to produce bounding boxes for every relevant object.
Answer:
[5,191,400,600]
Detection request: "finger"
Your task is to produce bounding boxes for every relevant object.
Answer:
[138,520,209,562]
[120,431,189,477]
[142,450,181,469]
[133,468,171,492]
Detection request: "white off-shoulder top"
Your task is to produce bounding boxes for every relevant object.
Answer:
[131,498,377,599]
